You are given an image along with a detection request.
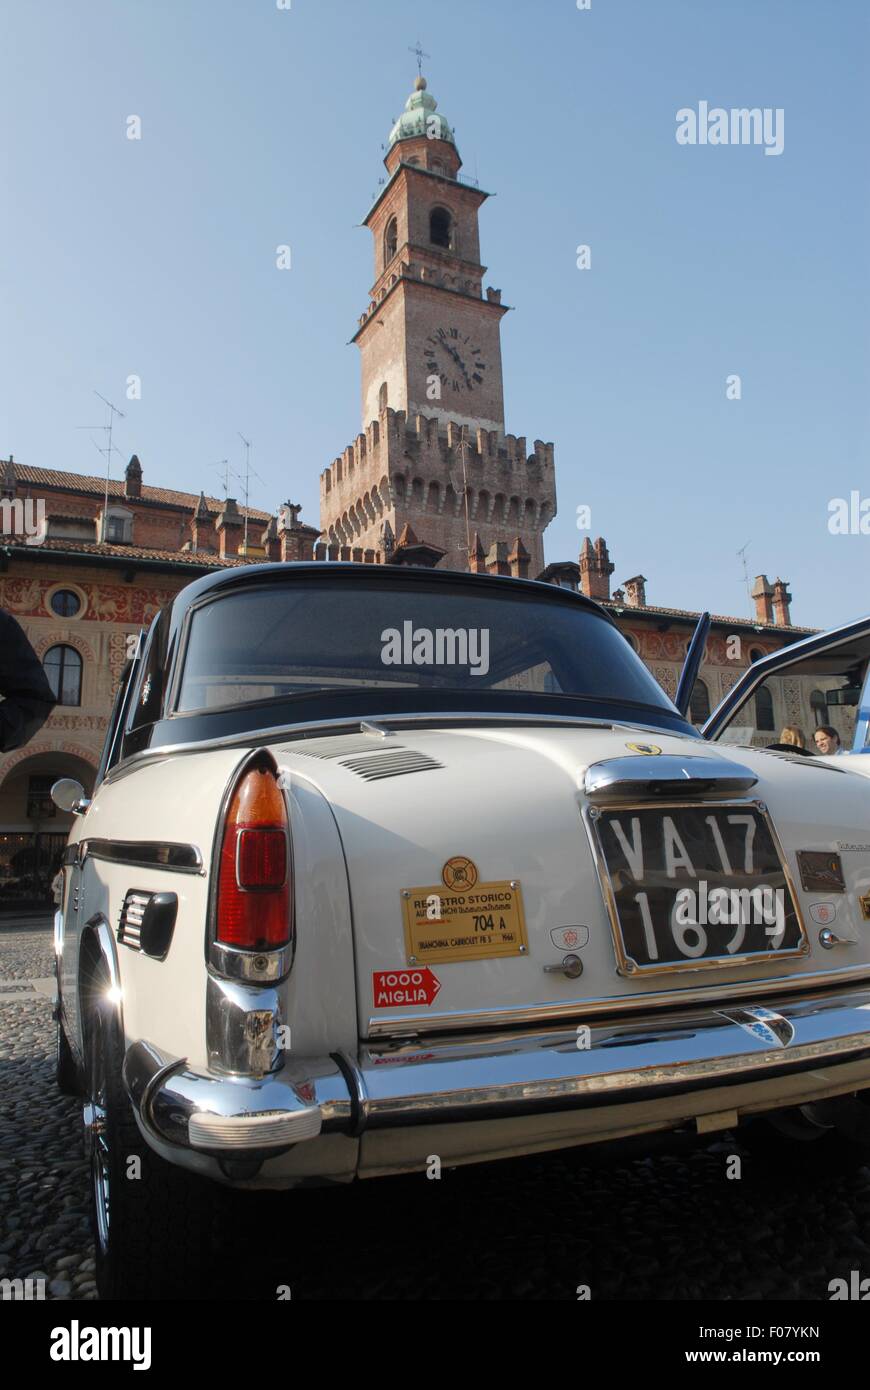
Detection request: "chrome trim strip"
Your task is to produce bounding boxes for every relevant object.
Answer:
[125,984,870,1146]
[103,711,700,784]
[365,960,870,1037]
[356,987,870,1128]
[582,797,810,979]
[208,941,294,984]
[585,754,757,801]
[82,838,203,874]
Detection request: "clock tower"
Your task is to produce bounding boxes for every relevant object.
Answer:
[320,73,556,573]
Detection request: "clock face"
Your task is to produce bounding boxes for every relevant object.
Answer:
[423,327,487,395]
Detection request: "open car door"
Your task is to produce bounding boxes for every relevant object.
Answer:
[699,615,870,769]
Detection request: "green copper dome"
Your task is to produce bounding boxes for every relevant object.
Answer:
[388,76,456,148]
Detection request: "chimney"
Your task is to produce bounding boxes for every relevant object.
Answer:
[469,532,485,574]
[579,536,614,600]
[1,454,16,499]
[622,574,647,608]
[261,515,280,561]
[124,454,142,500]
[772,577,792,627]
[278,501,318,561]
[486,541,511,576]
[215,497,244,559]
[190,492,214,552]
[508,536,530,580]
[751,574,774,625]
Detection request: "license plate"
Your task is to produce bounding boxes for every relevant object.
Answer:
[401,880,528,964]
[588,803,806,975]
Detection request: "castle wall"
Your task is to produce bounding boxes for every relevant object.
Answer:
[320,408,556,572]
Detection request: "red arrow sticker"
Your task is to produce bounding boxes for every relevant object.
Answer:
[372,968,442,1008]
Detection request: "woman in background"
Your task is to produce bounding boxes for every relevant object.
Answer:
[779,725,807,749]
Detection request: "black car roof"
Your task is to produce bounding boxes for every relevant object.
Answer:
[114,561,694,766]
[167,560,614,625]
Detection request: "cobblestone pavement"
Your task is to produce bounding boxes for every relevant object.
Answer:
[3,922,870,1301]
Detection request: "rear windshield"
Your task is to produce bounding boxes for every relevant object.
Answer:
[175,580,676,716]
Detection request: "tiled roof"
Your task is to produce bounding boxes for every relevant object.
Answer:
[8,464,272,521]
[6,538,250,568]
[601,598,815,636]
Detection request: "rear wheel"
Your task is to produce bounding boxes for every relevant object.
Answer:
[55,1011,80,1096]
[83,968,224,1299]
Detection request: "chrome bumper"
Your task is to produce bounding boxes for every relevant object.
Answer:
[123,984,870,1156]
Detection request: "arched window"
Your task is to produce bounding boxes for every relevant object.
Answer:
[384,217,398,264]
[43,644,82,707]
[430,207,452,249]
[378,381,388,413]
[749,647,765,663]
[690,678,711,725]
[810,689,827,727]
[755,685,775,731]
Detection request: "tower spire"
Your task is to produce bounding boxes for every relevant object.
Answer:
[408,41,430,77]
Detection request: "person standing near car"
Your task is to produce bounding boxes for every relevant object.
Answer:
[813,725,843,756]
[0,607,57,751]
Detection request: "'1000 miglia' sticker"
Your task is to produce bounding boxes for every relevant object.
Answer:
[372,968,442,1008]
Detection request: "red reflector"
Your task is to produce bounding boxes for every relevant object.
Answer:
[237,828,287,889]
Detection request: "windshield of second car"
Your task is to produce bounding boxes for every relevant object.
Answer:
[714,635,870,754]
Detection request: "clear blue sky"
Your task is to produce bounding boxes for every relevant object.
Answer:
[3,0,868,630]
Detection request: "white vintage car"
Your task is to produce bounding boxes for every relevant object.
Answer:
[52,564,870,1299]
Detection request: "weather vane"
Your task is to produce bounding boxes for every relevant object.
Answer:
[408,41,430,76]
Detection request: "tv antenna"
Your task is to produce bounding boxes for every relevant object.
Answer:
[457,426,472,565]
[211,459,230,499]
[76,391,126,541]
[231,432,266,551]
[737,539,752,604]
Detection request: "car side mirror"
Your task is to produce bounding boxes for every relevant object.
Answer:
[51,778,90,815]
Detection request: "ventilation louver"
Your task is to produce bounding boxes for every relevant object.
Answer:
[118,890,150,951]
[339,749,443,781]
[285,735,391,760]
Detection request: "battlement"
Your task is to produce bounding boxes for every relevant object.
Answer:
[320,409,554,497]
[320,408,556,574]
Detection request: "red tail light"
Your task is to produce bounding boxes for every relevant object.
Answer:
[215,759,291,950]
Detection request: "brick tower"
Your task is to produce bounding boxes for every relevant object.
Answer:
[320,73,557,573]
